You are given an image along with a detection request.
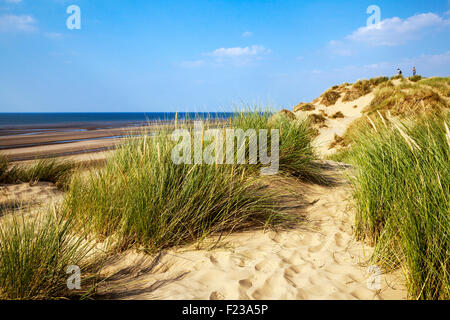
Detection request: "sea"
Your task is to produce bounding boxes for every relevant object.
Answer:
[0,112,235,135]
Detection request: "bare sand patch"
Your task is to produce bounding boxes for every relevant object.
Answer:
[0,182,63,212]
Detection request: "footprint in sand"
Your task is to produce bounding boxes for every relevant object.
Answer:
[334,232,345,248]
[208,255,218,265]
[209,291,225,300]
[238,279,252,289]
[254,260,274,273]
[308,240,327,253]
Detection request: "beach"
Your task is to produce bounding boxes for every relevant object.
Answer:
[0,116,229,162]
[0,125,150,161]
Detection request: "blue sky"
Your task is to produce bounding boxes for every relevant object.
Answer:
[0,0,449,112]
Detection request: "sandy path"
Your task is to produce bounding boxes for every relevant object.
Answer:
[98,164,406,300]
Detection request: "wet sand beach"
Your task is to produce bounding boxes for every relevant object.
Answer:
[0,125,150,161]
[0,119,225,161]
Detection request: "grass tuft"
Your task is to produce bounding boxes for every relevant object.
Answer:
[345,114,449,299]
[390,74,404,80]
[63,110,327,252]
[419,77,450,97]
[320,89,341,106]
[330,111,344,119]
[0,211,98,299]
[409,75,423,82]
[0,156,74,189]
[364,83,448,116]
[293,103,315,112]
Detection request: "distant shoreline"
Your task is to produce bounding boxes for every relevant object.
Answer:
[0,112,236,135]
[0,117,231,162]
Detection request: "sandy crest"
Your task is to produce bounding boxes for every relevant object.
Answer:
[294,92,374,157]
[98,164,406,300]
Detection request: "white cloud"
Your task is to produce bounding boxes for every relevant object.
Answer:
[207,45,271,66]
[347,13,449,46]
[242,31,252,38]
[207,45,269,58]
[0,14,36,32]
[179,45,271,68]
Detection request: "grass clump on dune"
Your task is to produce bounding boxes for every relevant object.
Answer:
[364,83,448,116]
[0,212,97,299]
[63,111,326,251]
[342,77,389,102]
[64,134,276,251]
[345,114,449,299]
[380,79,394,87]
[408,75,422,82]
[293,102,315,112]
[336,77,389,102]
[330,111,344,119]
[0,156,73,189]
[390,74,404,80]
[419,77,450,97]
[368,76,389,86]
[234,110,328,184]
[320,89,341,106]
[342,80,372,102]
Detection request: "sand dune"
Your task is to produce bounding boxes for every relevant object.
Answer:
[0,158,407,300]
[94,82,410,298]
[1,85,409,299]
[98,164,406,300]
[294,89,374,157]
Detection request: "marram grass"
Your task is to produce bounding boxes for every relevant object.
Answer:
[0,211,97,300]
[0,156,74,189]
[346,114,449,299]
[63,111,325,251]
[0,110,326,299]
[231,109,329,184]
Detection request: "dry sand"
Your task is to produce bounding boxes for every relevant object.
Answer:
[0,182,64,220]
